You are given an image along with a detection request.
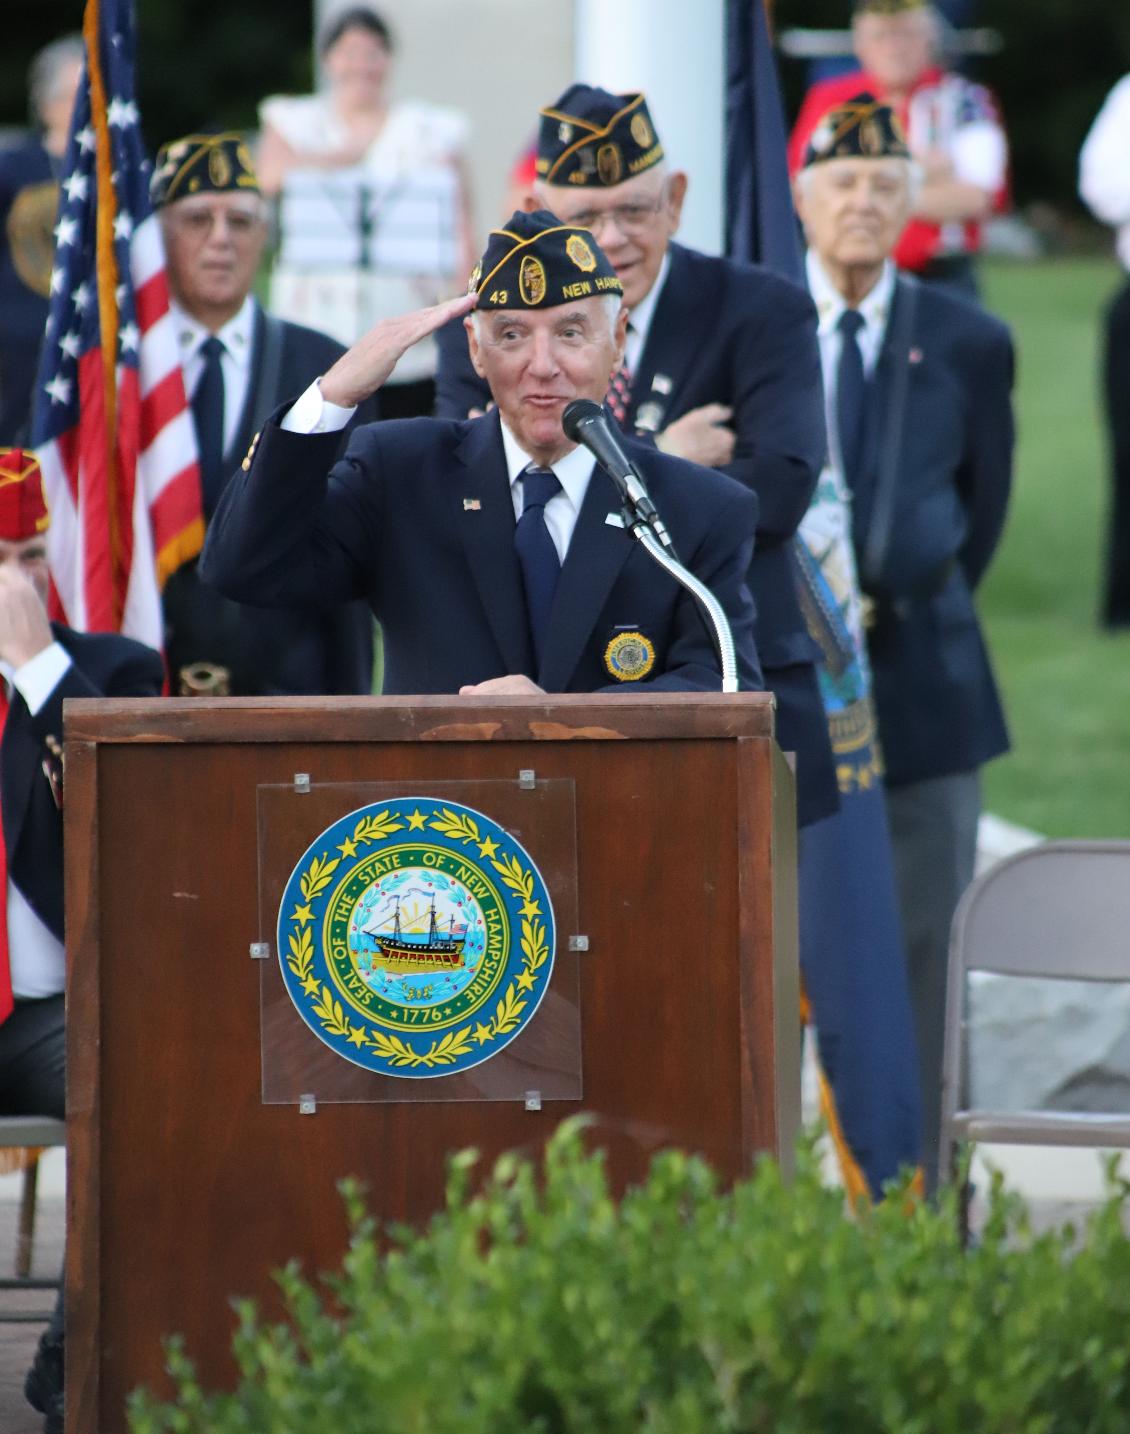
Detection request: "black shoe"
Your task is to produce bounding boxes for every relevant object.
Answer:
[25,1331,64,1432]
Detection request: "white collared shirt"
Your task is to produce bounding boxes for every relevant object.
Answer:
[2,644,71,999]
[1080,74,1130,272]
[497,420,594,564]
[806,250,895,471]
[623,250,671,375]
[172,295,256,455]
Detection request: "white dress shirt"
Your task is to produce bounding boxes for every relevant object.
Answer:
[2,644,71,999]
[279,382,596,564]
[172,295,257,455]
[623,250,671,374]
[806,249,895,473]
[1080,74,1130,271]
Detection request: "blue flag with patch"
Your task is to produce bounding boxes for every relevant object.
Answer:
[724,0,922,1197]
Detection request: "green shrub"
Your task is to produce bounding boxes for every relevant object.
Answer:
[129,1120,1130,1433]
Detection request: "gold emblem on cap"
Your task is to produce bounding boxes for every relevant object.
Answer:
[629,112,654,149]
[467,260,482,295]
[519,254,547,306]
[209,145,232,188]
[565,234,597,273]
[604,631,656,682]
[597,143,623,186]
[860,117,883,155]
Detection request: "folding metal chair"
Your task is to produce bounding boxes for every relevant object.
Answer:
[0,1116,65,1313]
[940,841,1130,1202]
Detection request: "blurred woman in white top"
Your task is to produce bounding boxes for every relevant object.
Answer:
[257,7,474,417]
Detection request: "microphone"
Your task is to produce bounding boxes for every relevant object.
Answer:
[561,399,677,556]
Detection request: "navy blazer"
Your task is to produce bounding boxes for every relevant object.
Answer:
[200,409,763,695]
[163,302,376,696]
[435,243,838,823]
[851,279,1013,785]
[2,625,163,940]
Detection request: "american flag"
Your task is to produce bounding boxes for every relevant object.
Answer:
[31,0,203,645]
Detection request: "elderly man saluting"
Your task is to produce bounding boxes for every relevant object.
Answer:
[200,211,762,696]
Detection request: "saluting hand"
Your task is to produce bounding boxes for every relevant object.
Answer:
[320,292,477,409]
[0,563,54,670]
[656,403,736,468]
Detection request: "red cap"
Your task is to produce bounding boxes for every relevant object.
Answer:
[0,449,50,541]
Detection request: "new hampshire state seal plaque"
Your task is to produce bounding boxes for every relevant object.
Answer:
[277,798,555,1078]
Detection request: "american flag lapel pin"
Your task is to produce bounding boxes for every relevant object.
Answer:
[463,498,482,511]
[909,347,923,365]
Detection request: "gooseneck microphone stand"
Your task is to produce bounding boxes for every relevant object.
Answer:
[562,400,740,693]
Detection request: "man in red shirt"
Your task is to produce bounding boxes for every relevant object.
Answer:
[789,0,1008,296]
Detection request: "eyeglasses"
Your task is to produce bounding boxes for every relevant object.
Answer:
[563,190,668,237]
[165,205,264,238]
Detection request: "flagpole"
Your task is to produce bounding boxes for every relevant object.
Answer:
[83,0,125,628]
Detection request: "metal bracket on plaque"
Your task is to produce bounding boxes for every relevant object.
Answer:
[293,773,311,793]
[568,935,589,953]
[524,1090,542,1112]
[518,769,536,790]
[299,1094,317,1115]
[249,942,270,961]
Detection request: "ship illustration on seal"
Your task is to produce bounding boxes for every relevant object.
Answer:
[358,893,467,975]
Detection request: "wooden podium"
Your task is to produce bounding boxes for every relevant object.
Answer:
[63,693,799,1430]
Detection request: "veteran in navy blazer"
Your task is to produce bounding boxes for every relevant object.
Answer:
[152,131,375,698]
[435,86,836,824]
[796,93,1013,1190]
[202,212,762,698]
[0,450,162,1433]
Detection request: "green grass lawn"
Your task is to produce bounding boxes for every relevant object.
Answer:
[979,256,1130,837]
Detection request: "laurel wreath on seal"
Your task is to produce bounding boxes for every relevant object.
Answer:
[284,808,550,1070]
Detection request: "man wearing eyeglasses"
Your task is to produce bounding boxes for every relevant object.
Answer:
[151,131,376,698]
[436,86,837,827]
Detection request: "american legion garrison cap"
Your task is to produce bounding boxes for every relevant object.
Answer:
[0,449,49,540]
[150,132,260,209]
[802,94,911,168]
[536,84,664,188]
[468,209,623,310]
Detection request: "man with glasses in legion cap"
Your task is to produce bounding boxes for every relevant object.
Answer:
[150,131,377,699]
[435,86,837,826]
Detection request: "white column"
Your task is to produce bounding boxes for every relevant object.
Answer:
[573,0,725,255]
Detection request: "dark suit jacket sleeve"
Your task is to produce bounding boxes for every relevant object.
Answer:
[718,273,825,547]
[433,314,491,419]
[201,414,385,611]
[956,319,1015,590]
[30,640,164,742]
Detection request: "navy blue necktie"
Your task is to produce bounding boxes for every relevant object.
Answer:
[514,465,562,665]
[192,335,226,517]
[836,308,867,493]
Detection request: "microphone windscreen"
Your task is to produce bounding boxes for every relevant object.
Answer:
[562,398,603,442]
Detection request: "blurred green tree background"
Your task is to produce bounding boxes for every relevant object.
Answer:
[0,0,313,149]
